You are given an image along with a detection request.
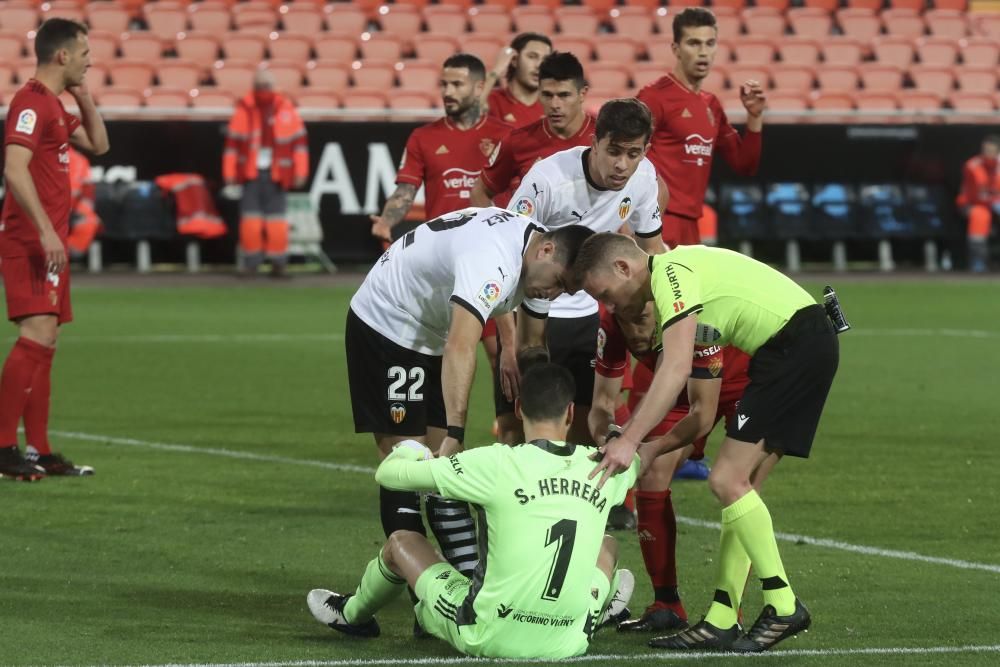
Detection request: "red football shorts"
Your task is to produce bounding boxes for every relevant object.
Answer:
[1,255,73,324]
[661,212,701,249]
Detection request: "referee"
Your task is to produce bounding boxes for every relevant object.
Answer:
[575,233,840,653]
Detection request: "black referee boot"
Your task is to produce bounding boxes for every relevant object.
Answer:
[730,599,811,653]
[649,618,741,651]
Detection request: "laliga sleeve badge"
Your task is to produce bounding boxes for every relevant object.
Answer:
[476,280,503,310]
[514,196,535,217]
[15,109,37,135]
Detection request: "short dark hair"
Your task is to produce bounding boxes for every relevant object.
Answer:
[442,53,486,81]
[673,7,717,43]
[519,363,575,422]
[538,51,587,90]
[572,232,644,281]
[507,32,553,81]
[541,225,596,270]
[35,18,88,64]
[595,98,653,145]
[516,346,550,375]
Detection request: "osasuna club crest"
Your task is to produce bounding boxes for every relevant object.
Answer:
[389,402,407,424]
[618,197,632,221]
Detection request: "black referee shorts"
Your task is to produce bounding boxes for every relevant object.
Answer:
[494,312,599,416]
[345,308,446,436]
[726,304,839,458]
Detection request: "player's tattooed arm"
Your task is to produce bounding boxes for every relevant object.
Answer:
[470,177,495,207]
[370,183,417,241]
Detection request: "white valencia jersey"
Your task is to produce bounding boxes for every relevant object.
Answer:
[350,207,543,356]
[508,146,662,318]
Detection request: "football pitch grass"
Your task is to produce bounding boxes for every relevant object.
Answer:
[2,276,999,667]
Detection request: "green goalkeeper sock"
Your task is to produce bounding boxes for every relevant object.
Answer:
[343,552,406,624]
[723,490,796,616]
[704,520,751,629]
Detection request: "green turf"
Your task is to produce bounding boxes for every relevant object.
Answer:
[1,279,998,666]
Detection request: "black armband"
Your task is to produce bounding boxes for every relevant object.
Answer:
[447,425,466,443]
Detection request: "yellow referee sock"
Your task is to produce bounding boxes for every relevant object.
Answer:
[704,521,751,629]
[343,552,406,624]
[723,490,796,616]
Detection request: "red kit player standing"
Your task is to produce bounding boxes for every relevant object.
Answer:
[0,19,109,480]
[482,33,552,129]
[637,8,765,249]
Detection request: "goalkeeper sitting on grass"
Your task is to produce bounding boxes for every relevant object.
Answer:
[307,362,637,660]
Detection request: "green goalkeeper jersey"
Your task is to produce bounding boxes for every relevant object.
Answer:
[649,246,816,355]
[426,440,638,658]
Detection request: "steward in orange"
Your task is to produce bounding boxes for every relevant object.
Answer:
[957,135,1000,272]
[66,147,101,258]
[223,69,309,277]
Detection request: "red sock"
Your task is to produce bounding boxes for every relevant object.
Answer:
[0,338,49,445]
[623,487,636,512]
[24,344,55,455]
[614,402,630,426]
[637,489,686,620]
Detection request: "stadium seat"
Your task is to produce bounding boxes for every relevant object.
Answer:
[511,7,556,35]
[144,3,188,42]
[111,62,155,90]
[212,61,256,95]
[594,36,641,64]
[777,38,821,65]
[816,66,859,92]
[156,60,201,90]
[0,33,24,62]
[351,60,395,89]
[232,4,278,32]
[360,32,406,61]
[295,91,341,110]
[41,1,84,24]
[388,90,437,110]
[719,184,769,242]
[924,10,968,38]
[915,37,958,66]
[896,89,944,112]
[460,35,504,67]
[853,91,900,116]
[846,0,883,9]
[756,0,792,10]
[15,59,35,86]
[767,91,810,113]
[697,66,725,94]
[889,0,925,9]
[858,183,911,239]
[742,8,787,37]
[589,62,630,91]
[468,6,511,34]
[956,67,998,94]
[934,0,967,8]
[0,5,38,34]
[97,87,144,109]
[714,11,743,42]
[821,38,864,67]
[646,39,674,64]
[960,37,999,67]
[86,31,118,65]
[582,0,617,11]
[803,0,839,10]
[653,8,673,37]
[948,91,996,112]
[836,9,882,42]
[325,4,368,36]
[882,9,926,39]
[396,59,438,92]
[423,6,467,34]
[860,64,904,91]
[84,63,111,94]
[909,65,955,96]
[314,35,358,62]
[187,3,232,34]
[973,14,1000,38]
[728,65,770,90]
[306,63,350,92]
[120,33,165,62]
[86,4,131,34]
[175,32,221,63]
[809,91,855,111]
[787,8,833,39]
[394,0,432,9]
[584,90,621,116]
[731,38,776,65]
[144,88,191,109]
[190,88,235,108]
[630,63,666,90]
[873,37,916,68]
[262,60,304,93]
[377,5,423,36]
[712,0,747,11]
[0,63,16,94]
[812,183,859,240]
[479,0,517,10]
[341,88,388,110]
[609,7,654,39]
[556,36,595,61]
[224,33,267,63]
[557,7,600,36]
[414,33,459,63]
[268,34,312,62]
[279,4,325,36]
[766,183,812,240]
[770,65,815,92]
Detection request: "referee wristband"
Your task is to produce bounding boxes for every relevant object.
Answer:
[606,424,623,443]
[447,425,465,443]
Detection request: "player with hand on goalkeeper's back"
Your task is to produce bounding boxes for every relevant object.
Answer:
[307,363,637,660]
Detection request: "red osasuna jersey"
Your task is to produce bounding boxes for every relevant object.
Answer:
[1,80,81,257]
[395,115,512,219]
[487,87,544,129]
[594,304,750,407]
[480,115,595,208]
[637,74,761,221]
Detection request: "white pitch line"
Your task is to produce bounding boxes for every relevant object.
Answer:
[36,333,345,344]
[850,328,999,339]
[70,643,1000,667]
[51,430,1000,577]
